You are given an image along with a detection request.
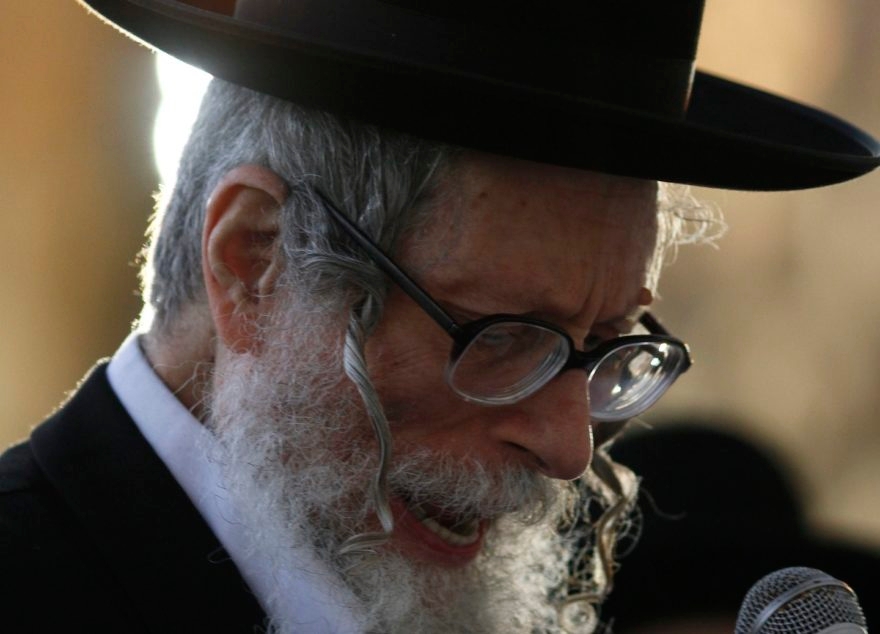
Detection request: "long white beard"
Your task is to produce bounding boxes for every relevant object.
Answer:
[204,319,584,633]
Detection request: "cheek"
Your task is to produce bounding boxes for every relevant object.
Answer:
[369,337,450,414]
[365,290,485,447]
[366,331,484,449]
[365,293,450,407]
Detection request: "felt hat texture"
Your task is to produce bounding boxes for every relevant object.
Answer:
[79,0,880,190]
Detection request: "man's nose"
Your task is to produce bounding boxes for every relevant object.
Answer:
[488,370,593,480]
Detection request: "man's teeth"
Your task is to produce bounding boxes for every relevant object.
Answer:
[409,504,480,546]
[420,516,480,546]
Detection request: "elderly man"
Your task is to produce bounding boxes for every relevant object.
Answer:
[2,1,878,633]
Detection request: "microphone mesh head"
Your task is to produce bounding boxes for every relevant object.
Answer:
[735,566,866,634]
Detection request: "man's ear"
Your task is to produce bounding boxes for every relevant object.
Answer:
[202,164,288,354]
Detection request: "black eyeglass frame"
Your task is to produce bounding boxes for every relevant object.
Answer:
[313,188,692,408]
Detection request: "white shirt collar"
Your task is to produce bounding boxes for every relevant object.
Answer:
[107,332,363,633]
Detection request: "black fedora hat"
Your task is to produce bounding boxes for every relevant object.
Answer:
[79,0,880,190]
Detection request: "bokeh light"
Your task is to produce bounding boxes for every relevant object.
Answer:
[152,53,211,191]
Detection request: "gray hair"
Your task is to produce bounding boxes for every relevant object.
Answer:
[145,79,455,334]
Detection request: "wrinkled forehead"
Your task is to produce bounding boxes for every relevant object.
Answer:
[431,153,658,258]
[406,154,659,320]
[455,151,657,221]
[423,151,658,235]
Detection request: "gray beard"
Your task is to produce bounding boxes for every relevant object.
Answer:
[203,324,585,633]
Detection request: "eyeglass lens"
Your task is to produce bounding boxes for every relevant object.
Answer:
[447,321,686,421]
[587,342,687,422]
[447,322,570,403]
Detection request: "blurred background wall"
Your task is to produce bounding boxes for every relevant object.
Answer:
[2,1,879,550]
[656,1,880,550]
[0,3,157,440]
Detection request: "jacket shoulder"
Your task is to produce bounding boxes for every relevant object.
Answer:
[0,374,147,631]
[0,439,74,547]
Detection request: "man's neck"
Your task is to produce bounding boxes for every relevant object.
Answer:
[142,308,216,420]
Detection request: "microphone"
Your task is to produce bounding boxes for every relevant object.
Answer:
[735,566,867,633]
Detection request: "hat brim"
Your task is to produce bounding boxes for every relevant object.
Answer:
[82,0,880,191]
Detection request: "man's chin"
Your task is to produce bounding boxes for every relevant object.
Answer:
[389,497,488,567]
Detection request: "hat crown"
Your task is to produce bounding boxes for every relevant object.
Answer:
[226,0,705,115]
[376,1,704,56]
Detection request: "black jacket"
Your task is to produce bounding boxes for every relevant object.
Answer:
[0,364,266,632]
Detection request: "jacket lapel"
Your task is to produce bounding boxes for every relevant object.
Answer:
[31,363,267,632]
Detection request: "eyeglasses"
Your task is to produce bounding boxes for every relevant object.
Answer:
[314,189,692,423]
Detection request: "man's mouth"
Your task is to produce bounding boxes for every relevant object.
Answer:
[390,497,487,565]
[407,501,481,546]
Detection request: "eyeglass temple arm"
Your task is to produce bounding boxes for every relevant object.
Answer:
[639,310,670,335]
[313,188,462,336]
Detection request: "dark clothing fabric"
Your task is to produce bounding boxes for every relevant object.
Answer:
[0,364,266,633]
[602,424,880,630]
